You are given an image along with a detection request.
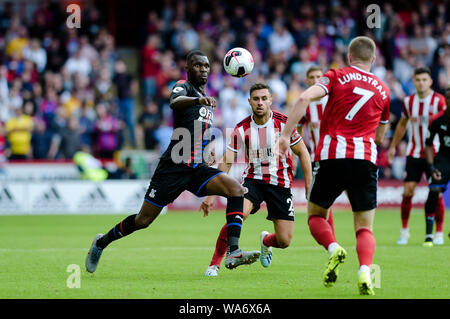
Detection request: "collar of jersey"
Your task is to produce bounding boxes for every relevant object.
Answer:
[188,80,206,96]
[251,111,273,128]
[350,65,373,75]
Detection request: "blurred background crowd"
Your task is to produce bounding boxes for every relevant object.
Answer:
[0,0,448,180]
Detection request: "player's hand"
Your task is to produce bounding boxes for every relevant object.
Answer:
[275,136,290,158]
[304,184,310,200]
[200,196,215,217]
[207,151,216,166]
[387,147,396,165]
[432,169,442,181]
[199,96,217,108]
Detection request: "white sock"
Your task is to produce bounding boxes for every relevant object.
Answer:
[358,265,371,276]
[435,232,443,237]
[327,242,339,256]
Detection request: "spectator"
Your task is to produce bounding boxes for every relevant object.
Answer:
[5,105,33,160]
[63,48,91,77]
[57,116,82,159]
[141,34,161,102]
[94,66,115,104]
[22,38,47,73]
[93,102,120,159]
[113,59,137,147]
[268,21,295,59]
[0,65,10,122]
[78,103,95,147]
[138,100,160,150]
[39,87,59,127]
[31,117,52,159]
[290,49,315,82]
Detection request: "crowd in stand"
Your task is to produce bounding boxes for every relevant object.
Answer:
[0,0,448,180]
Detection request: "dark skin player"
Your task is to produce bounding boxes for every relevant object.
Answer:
[134,54,245,229]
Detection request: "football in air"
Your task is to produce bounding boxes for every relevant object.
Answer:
[223,47,254,77]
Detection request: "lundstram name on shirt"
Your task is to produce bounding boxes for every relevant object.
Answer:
[334,72,388,100]
[168,124,287,165]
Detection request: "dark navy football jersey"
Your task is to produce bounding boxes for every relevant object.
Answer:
[162,80,214,165]
[426,113,450,159]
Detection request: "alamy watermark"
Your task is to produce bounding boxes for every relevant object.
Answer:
[66,264,81,288]
[66,4,81,29]
[371,264,381,288]
[366,4,381,29]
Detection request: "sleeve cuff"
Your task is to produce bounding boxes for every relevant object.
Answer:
[290,136,303,147]
[315,83,329,94]
[226,145,239,153]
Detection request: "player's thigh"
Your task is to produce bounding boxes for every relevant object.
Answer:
[307,201,329,219]
[308,160,346,212]
[242,178,264,217]
[264,184,295,222]
[273,219,295,248]
[243,198,254,220]
[353,209,375,232]
[145,159,190,207]
[203,171,244,197]
[346,160,378,212]
[404,157,426,191]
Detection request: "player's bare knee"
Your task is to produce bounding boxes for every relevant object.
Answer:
[278,239,291,249]
[227,182,245,197]
[277,234,292,248]
[403,189,415,197]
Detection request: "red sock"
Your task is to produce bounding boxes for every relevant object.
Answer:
[308,215,335,250]
[356,228,376,267]
[435,197,445,233]
[263,232,280,248]
[210,224,227,267]
[401,195,412,229]
[327,209,336,240]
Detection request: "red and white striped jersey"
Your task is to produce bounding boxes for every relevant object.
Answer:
[401,91,446,158]
[228,111,302,188]
[297,96,329,161]
[314,65,391,165]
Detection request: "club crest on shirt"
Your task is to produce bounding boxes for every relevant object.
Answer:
[197,106,213,124]
[318,76,330,85]
[172,86,184,93]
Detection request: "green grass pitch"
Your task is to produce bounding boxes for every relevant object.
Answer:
[0,208,448,299]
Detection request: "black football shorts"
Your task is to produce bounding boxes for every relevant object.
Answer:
[144,158,224,207]
[404,156,429,183]
[243,178,295,221]
[308,159,378,212]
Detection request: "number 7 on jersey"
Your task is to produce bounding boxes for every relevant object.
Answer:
[345,86,374,121]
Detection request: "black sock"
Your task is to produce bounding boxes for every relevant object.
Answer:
[425,215,435,238]
[96,214,139,249]
[425,190,439,238]
[425,190,439,215]
[225,196,244,253]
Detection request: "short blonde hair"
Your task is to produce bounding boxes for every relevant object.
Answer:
[348,36,376,64]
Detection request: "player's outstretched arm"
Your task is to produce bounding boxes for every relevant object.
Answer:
[170,96,217,111]
[279,86,326,155]
[291,139,312,197]
[387,117,408,164]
